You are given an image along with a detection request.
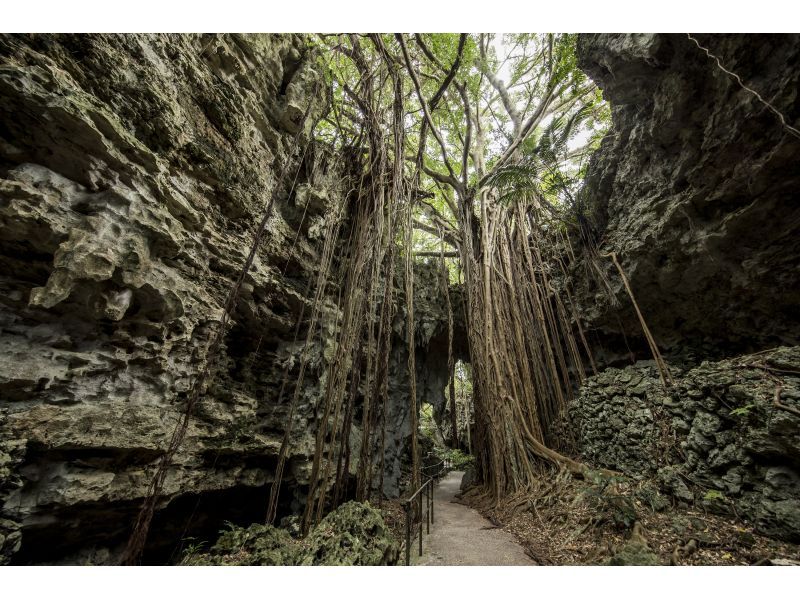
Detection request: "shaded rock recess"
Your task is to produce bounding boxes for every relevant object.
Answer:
[574,33,800,364]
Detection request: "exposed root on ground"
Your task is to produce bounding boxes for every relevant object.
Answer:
[670,538,698,565]
[460,467,800,565]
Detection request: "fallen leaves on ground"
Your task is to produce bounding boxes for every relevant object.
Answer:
[460,469,800,565]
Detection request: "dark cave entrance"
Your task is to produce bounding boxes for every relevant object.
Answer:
[11,476,306,565]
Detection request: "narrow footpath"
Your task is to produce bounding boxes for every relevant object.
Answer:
[414,471,535,566]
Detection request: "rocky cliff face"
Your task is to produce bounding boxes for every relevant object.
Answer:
[575,33,800,363]
[569,33,800,544]
[0,33,455,565]
[571,347,800,542]
[0,32,336,564]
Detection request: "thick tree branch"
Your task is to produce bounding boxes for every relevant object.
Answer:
[413,34,447,73]
[429,34,468,109]
[415,251,459,257]
[415,34,468,174]
[342,83,372,118]
[432,179,459,219]
[480,87,558,187]
[412,219,459,246]
[480,53,522,135]
[455,82,473,188]
[421,163,461,190]
[395,34,462,192]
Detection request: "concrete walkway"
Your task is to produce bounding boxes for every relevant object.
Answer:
[413,471,535,566]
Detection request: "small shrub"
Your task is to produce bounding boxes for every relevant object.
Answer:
[729,403,755,417]
[703,489,726,502]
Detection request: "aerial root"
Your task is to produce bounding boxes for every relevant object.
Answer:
[773,384,800,418]
[670,538,698,565]
[524,432,621,480]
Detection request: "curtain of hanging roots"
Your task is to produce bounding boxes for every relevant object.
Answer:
[460,192,598,506]
[262,40,413,534]
[301,169,377,533]
[364,84,405,504]
[265,184,347,525]
[439,229,458,448]
[299,103,407,533]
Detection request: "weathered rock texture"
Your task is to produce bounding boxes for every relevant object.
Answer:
[0,32,340,564]
[575,34,800,362]
[571,347,800,542]
[0,33,455,564]
[570,34,800,546]
[0,409,25,563]
[181,500,399,565]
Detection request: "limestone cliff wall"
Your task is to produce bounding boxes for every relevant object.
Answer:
[0,32,338,564]
[569,34,800,544]
[0,34,458,564]
[575,34,800,362]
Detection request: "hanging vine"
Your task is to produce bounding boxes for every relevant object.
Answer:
[121,83,321,565]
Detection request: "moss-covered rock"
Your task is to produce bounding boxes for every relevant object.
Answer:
[182,501,399,566]
[606,542,661,566]
[301,501,399,565]
[573,346,800,541]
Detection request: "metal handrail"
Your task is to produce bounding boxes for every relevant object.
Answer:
[400,456,451,565]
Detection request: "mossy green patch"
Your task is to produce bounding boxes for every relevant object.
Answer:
[181,501,399,566]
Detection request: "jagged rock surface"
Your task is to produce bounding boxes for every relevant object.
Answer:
[0,32,339,564]
[0,409,25,564]
[572,347,800,541]
[575,34,800,362]
[181,500,399,566]
[0,33,456,564]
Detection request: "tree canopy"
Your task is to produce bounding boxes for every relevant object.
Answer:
[313,33,609,263]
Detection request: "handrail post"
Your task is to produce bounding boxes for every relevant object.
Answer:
[403,502,411,566]
[403,457,449,565]
[426,480,430,535]
[431,478,435,525]
[418,491,423,556]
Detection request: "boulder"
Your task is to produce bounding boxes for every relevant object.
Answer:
[301,501,399,565]
[182,501,399,566]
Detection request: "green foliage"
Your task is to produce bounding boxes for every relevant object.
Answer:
[177,539,208,565]
[487,71,608,218]
[311,33,610,259]
[180,503,399,566]
[452,360,473,395]
[418,403,441,443]
[729,403,756,417]
[703,489,726,502]
[434,446,474,470]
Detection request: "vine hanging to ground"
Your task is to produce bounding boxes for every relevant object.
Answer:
[121,82,321,565]
[268,33,612,531]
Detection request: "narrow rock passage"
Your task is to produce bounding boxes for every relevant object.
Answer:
[413,471,535,566]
